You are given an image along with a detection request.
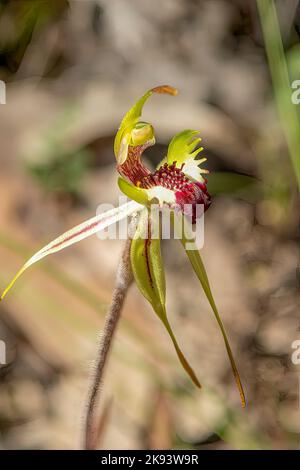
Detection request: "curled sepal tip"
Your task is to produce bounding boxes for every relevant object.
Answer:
[130,209,201,388]
[114,85,178,165]
[151,85,178,96]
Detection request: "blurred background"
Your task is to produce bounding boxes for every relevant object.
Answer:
[0,0,300,450]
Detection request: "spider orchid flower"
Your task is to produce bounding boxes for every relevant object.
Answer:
[0,85,245,407]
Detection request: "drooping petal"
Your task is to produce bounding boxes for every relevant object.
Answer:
[166,130,208,182]
[131,209,201,388]
[114,85,178,164]
[172,212,246,407]
[0,201,142,300]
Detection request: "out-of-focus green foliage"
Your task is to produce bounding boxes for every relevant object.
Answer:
[257,0,300,190]
[287,43,300,123]
[26,108,91,202]
[207,172,258,200]
[28,148,90,201]
[0,0,69,74]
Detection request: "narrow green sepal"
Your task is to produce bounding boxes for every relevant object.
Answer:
[131,210,201,388]
[171,212,246,407]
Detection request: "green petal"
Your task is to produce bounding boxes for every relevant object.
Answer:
[172,212,246,407]
[114,85,178,163]
[131,209,201,388]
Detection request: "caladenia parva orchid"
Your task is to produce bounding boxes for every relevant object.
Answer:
[0,85,246,408]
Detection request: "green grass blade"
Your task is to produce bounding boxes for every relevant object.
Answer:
[257,0,300,189]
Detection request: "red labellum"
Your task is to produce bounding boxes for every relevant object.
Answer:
[118,151,211,223]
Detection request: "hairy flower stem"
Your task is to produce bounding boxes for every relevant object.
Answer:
[83,238,133,450]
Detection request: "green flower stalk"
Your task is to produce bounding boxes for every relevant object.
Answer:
[0,85,245,407]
